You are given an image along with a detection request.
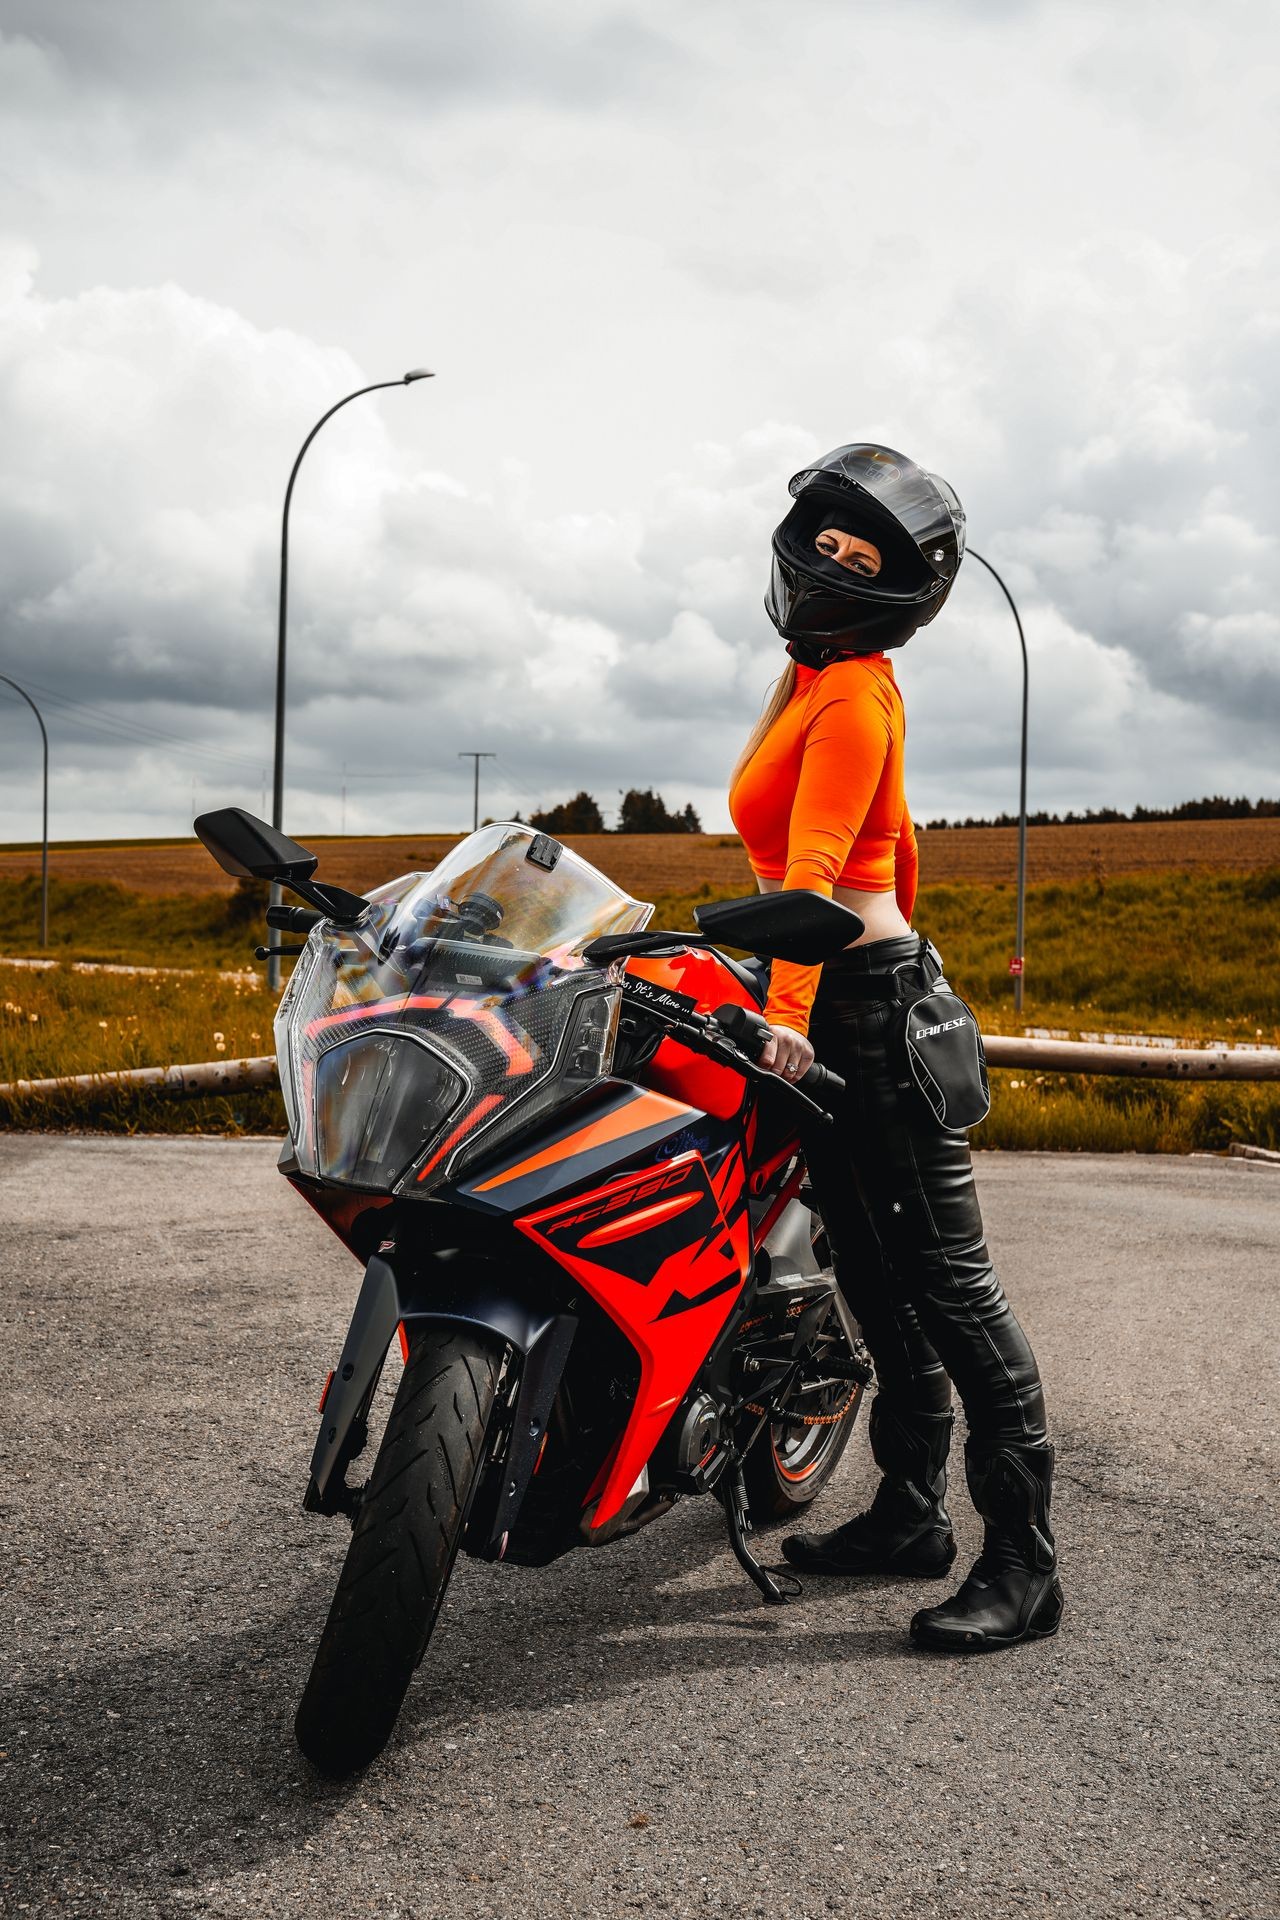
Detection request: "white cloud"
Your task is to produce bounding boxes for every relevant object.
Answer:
[0,0,1278,845]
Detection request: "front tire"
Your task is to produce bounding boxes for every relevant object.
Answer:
[294,1324,503,1778]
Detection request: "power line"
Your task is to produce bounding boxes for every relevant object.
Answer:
[0,672,429,785]
[0,671,271,775]
[491,756,550,814]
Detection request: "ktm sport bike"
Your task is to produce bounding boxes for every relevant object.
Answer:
[194,808,872,1778]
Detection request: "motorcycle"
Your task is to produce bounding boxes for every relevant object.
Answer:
[194,808,872,1778]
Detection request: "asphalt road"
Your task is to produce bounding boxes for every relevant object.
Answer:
[2,1138,1277,1920]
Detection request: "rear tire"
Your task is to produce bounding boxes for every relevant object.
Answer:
[740,1382,864,1521]
[738,1305,870,1523]
[294,1324,503,1778]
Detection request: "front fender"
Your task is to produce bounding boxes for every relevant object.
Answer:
[304,1245,566,1511]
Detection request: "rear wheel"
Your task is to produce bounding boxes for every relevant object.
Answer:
[738,1311,870,1522]
[294,1324,503,1778]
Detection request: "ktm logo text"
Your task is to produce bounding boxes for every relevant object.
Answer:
[543,1162,691,1235]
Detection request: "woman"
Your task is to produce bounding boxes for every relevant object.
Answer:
[728,443,1062,1651]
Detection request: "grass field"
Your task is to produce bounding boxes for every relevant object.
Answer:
[1,846,1277,1151]
[2,816,1279,898]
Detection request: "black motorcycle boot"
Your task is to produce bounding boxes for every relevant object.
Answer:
[910,1441,1063,1651]
[781,1402,957,1578]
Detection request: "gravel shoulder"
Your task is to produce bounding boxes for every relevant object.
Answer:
[2,1138,1277,1920]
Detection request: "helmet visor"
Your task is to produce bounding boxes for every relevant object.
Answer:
[775,490,941,604]
[790,445,966,581]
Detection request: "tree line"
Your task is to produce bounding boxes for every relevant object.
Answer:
[514,790,1278,837]
[924,795,1280,829]
[526,789,703,835]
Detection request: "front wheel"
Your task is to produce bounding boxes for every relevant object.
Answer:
[294,1324,503,1778]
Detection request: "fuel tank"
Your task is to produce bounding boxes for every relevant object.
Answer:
[625,946,761,1120]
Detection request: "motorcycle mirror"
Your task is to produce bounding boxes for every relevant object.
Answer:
[194,807,319,883]
[194,806,372,926]
[693,890,865,963]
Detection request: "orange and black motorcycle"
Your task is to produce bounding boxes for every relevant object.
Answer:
[194,809,872,1778]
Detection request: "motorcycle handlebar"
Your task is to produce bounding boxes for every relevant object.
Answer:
[266,904,326,933]
[711,1003,846,1103]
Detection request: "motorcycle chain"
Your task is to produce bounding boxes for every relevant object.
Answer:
[738,1301,864,1428]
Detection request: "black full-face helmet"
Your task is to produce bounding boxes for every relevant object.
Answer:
[766,442,966,656]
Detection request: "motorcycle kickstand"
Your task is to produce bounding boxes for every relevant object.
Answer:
[718,1461,802,1606]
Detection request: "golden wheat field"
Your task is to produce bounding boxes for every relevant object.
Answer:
[1,816,1278,900]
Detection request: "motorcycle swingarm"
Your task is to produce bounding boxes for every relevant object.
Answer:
[303,1246,575,1519]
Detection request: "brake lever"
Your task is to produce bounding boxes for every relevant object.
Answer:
[616,983,835,1124]
[703,1022,835,1126]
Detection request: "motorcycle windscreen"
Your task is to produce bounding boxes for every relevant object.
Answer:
[275,823,652,1191]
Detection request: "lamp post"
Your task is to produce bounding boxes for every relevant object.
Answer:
[967,549,1029,1015]
[0,673,49,946]
[268,368,433,989]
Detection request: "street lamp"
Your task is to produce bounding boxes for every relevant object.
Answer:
[0,673,49,946]
[967,549,1029,1016]
[268,368,434,989]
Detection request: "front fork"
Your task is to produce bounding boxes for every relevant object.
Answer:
[304,1245,576,1555]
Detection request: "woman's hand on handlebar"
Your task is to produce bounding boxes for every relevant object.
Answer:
[757,1021,815,1082]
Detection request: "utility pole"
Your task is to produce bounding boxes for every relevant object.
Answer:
[968,549,1030,1015]
[0,674,49,946]
[341,761,347,839]
[458,751,496,832]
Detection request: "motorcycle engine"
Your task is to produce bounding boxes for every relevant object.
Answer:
[661,1390,725,1493]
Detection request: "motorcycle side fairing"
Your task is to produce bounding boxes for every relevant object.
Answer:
[512,1142,750,1526]
[303,1072,755,1537]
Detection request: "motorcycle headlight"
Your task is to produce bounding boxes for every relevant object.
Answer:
[313,1031,467,1190]
[562,988,620,1084]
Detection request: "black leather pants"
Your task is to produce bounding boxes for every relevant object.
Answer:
[801,936,1048,1453]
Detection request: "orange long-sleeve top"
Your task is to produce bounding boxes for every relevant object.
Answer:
[728,654,918,1036]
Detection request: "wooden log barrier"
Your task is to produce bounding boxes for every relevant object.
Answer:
[982,1036,1280,1081]
[0,1056,280,1100]
[2,1038,1280,1103]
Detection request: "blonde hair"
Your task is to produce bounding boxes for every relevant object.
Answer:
[730,661,796,790]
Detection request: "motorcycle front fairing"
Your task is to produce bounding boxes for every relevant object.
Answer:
[275,824,652,1205]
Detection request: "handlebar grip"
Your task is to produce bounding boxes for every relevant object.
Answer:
[714,1001,769,1058]
[712,1002,846,1101]
[798,1059,846,1098]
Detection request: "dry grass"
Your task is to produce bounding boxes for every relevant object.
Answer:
[0,963,284,1134]
[981,1072,1279,1155]
[2,816,1278,904]
[2,862,1278,1151]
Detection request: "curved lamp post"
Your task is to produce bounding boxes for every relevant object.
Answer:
[967,549,1029,1015]
[268,368,434,989]
[0,673,49,946]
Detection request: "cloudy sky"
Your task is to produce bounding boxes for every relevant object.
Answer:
[0,0,1276,844]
